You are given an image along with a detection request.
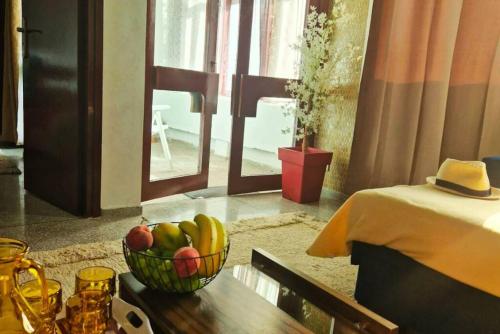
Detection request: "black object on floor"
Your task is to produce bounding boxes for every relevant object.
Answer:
[184,186,228,199]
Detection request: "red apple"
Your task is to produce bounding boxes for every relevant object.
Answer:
[126,225,154,251]
[173,247,201,278]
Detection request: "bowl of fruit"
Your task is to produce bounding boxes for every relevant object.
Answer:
[123,214,230,293]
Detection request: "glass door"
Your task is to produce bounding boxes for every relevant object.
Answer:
[227,0,330,195]
[142,0,219,201]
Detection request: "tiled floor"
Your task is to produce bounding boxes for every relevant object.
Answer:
[0,147,343,251]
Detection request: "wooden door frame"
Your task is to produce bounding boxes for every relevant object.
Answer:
[141,0,220,202]
[83,0,103,217]
[227,0,331,195]
[0,1,5,132]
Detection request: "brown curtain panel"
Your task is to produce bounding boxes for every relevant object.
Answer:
[1,0,21,144]
[345,0,500,194]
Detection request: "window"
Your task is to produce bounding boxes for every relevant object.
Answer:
[217,0,307,96]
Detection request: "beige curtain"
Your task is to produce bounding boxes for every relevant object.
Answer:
[345,0,500,194]
[1,0,21,144]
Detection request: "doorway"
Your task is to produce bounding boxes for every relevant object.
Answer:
[142,0,330,201]
[0,0,102,217]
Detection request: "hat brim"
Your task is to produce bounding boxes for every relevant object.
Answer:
[426,176,500,200]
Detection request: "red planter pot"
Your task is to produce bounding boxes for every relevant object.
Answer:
[278,147,333,203]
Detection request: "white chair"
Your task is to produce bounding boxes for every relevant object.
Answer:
[152,105,172,168]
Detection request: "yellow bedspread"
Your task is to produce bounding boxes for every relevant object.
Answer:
[307,184,500,297]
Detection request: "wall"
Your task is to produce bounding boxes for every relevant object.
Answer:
[316,0,371,192]
[101,0,146,209]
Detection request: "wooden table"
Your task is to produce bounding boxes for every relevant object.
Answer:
[120,270,311,334]
[119,249,398,334]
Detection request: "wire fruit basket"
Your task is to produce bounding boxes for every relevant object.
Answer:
[122,223,230,293]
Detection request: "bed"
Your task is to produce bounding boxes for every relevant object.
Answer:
[308,184,500,334]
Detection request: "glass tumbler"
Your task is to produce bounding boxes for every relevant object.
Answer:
[66,290,108,334]
[75,266,116,324]
[20,279,63,333]
[75,266,116,296]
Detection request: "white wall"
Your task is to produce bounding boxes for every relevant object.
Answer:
[101,0,146,210]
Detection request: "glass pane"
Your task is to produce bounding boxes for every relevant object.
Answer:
[149,90,203,181]
[233,265,335,334]
[241,98,296,176]
[154,0,208,71]
[248,0,307,78]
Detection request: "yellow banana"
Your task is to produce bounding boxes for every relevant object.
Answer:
[194,214,217,255]
[178,220,200,249]
[212,217,229,270]
[194,214,218,276]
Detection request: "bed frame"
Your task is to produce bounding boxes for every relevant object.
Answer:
[351,242,500,334]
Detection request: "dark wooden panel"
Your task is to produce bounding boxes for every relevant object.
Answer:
[229,174,282,195]
[0,1,5,131]
[237,75,290,117]
[22,0,102,216]
[83,0,103,217]
[119,271,313,334]
[23,0,83,214]
[153,66,219,115]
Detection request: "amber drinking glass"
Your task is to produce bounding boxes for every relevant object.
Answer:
[75,266,116,325]
[75,266,116,296]
[20,279,63,334]
[66,290,108,334]
[20,278,63,314]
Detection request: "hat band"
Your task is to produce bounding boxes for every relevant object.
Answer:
[436,178,491,197]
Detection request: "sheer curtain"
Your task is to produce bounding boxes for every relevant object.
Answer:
[264,0,306,79]
[346,0,500,194]
[154,0,207,71]
[255,0,306,79]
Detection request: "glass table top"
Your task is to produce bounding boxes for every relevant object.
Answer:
[232,264,368,334]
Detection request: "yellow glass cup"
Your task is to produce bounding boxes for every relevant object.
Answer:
[75,266,116,323]
[20,279,63,333]
[75,266,116,296]
[65,290,107,334]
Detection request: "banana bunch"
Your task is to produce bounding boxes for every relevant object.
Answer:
[179,214,229,277]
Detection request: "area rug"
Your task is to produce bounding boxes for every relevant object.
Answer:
[29,212,357,301]
[0,157,21,175]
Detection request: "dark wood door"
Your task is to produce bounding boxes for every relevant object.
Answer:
[22,0,102,216]
[0,2,5,130]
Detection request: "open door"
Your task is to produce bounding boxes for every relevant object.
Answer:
[227,0,330,195]
[142,0,220,201]
[21,0,102,216]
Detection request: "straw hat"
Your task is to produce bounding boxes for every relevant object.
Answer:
[426,159,500,200]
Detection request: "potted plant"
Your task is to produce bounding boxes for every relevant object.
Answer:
[278,3,362,203]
